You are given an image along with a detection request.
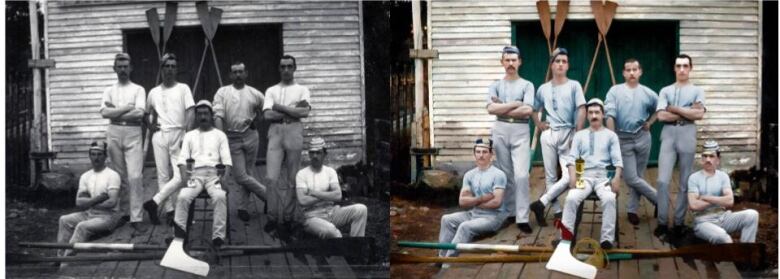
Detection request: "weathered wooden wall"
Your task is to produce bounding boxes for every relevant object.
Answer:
[429,0,760,169]
[45,1,365,170]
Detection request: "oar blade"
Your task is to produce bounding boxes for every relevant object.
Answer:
[209,7,223,39]
[553,0,570,36]
[144,8,161,46]
[162,1,178,43]
[536,0,552,39]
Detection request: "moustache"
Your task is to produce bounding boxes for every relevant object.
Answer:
[590,118,599,122]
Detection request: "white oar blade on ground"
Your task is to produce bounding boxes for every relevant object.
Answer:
[545,240,597,279]
[160,238,209,277]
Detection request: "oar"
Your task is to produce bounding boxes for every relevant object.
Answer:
[583,1,605,93]
[600,1,618,85]
[193,2,224,93]
[536,0,552,54]
[545,0,570,81]
[160,2,178,60]
[144,8,161,64]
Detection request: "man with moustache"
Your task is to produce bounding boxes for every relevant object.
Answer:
[529,48,587,227]
[438,138,508,258]
[172,100,232,247]
[688,140,758,244]
[143,53,196,226]
[213,61,268,222]
[486,46,536,233]
[654,54,706,238]
[604,58,659,226]
[263,55,311,226]
[99,53,146,231]
[559,99,623,249]
[296,137,367,238]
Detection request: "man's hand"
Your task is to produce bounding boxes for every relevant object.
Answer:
[491,96,503,104]
[666,105,680,114]
[296,100,310,108]
[538,121,550,131]
[480,193,495,203]
[569,178,577,189]
[610,179,620,194]
[104,101,116,108]
[642,122,652,131]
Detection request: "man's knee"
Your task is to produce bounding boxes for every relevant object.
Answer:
[565,194,581,208]
[353,204,368,217]
[712,234,733,244]
[210,190,227,204]
[745,209,759,223]
[600,194,616,207]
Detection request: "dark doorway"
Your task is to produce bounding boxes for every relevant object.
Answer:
[124,24,282,163]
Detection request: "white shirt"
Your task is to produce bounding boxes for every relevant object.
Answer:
[262,83,311,111]
[178,128,232,168]
[296,166,339,215]
[100,82,146,115]
[213,85,264,132]
[78,167,121,214]
[146,82,195,130]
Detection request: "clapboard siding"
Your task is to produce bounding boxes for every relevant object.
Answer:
[430,0,761,168]
[46,1,364,167]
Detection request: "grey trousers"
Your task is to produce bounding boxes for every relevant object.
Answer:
[438,211,506,257]
[693,209,759,244]
[617,130,657,214]
[266,122,303,223]
[58,211,118,256]
[539,128,575,213]
[107,125,145,223]
[657,124,696,226]
[561,176,617,243]
[151,129,185,214]
[302,204,368,238]
[227,129,267,211]
[491,121,530,222]
[175,168,227,240]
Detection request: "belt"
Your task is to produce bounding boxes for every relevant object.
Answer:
[268,118,300,124]
[496,117,529,124]
[665,120,693,126]
[110,120,143,127]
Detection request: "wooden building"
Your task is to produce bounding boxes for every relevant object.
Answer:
[427,0,763,171]
[44,1,366,173]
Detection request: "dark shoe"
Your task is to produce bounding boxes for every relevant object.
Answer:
[130,222,148,233]
[116,215,130,228]
[143,200,160,225]
[516,223,533,234]
[166,211,174,227]
[173,224,187,239]
[673,225,687,237]
[627,213,640,226]
[238,210,250,222]
[551,239,561,247]
[600,241,613,250]
[530,200,547,227]
[554,212,563,220]
[212,237,224,247]
[654,225,668,237]
[653,205,658,218]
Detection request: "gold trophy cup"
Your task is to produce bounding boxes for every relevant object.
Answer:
[575,157,585,189]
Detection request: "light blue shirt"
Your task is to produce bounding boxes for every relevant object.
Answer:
[604,83,658,133]
[688,170,731,216]
[534,80,586,129]
[565,128,623,172]
[487,78,535,119]
[656,83,706,113]
[462,165,508,215]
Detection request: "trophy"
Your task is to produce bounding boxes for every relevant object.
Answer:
[575,157,585,189]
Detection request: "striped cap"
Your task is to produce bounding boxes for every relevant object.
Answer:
[702,140,719,155]
[115,53,131,61]
[550,47,568,64]
[474,138,493,149]
[89,141,107,153]
[309,137,326,151]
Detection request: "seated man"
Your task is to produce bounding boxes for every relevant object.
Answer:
[58,141,121,257]
[296,137,367,238]
[560,98,623,249]
[172,100,234,247]
[439,138,508,258]
[688,140,758,244]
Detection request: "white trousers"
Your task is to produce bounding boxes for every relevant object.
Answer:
[539,128,575,213]
[693,209,759,244]
[561,177,617,243]
[491,121,530,222]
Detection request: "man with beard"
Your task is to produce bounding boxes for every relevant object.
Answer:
[99,53,146,231]
[688,140,758,244]
[655,54,706,238]
[296,137,367,238]
[529,48,587,226]
[486,46,535,233]
[172,100,232,247]
[263,55,311,226]
[57,141,122,257]
[559,99,623,249]
[604,58,659,226]
[438,138,508,258]
[143,53,196,226]
[213,61,268,222]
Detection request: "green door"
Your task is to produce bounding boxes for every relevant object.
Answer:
[512,20,678,165]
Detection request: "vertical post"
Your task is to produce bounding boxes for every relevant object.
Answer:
[426,0,435,168]
[29,0,42,186]
[411,0,424,180]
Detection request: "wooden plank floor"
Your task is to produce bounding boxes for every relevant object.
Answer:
[433,167,742,278]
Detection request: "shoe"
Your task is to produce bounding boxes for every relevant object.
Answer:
[600,241,613,250]
[530,200,547,227]
[130,222,148,233]
[554,212,562,220]
[212,237,224,247]
[166,211,174,227]
[627,213,640,226]
[551,239,561,247]
[516,223,533,234]
[173,224,187,239]
[654,225,668,237]
[143,200,160,225]
[673,225,687,237]
[238,210,250,222]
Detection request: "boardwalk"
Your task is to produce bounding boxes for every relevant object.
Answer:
[8,165,387,278]
[432,167,743,279]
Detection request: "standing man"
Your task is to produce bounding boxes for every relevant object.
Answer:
[213,61,268,222]
[688,140,759,244]
[560,99,623,249]
[438,138,508,258]
[529,48,587,226]
[655,54,706,238]
[296,137,367,238]
[263,55,311,225]
[57,142,122,257]
[172,100,232,247]
[486,46,535,233]
[99,53,146,231]
[142,53,196,226]
[604,58,659,226]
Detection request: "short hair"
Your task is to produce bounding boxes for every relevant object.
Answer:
[676,54,693,68]
[501,46,521,60]
[281,54,297,68]
[161,53,177,65]
[114,53,131,67]
[623,58,641,69]
[89,141,108,155]
[586,102,604,113]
